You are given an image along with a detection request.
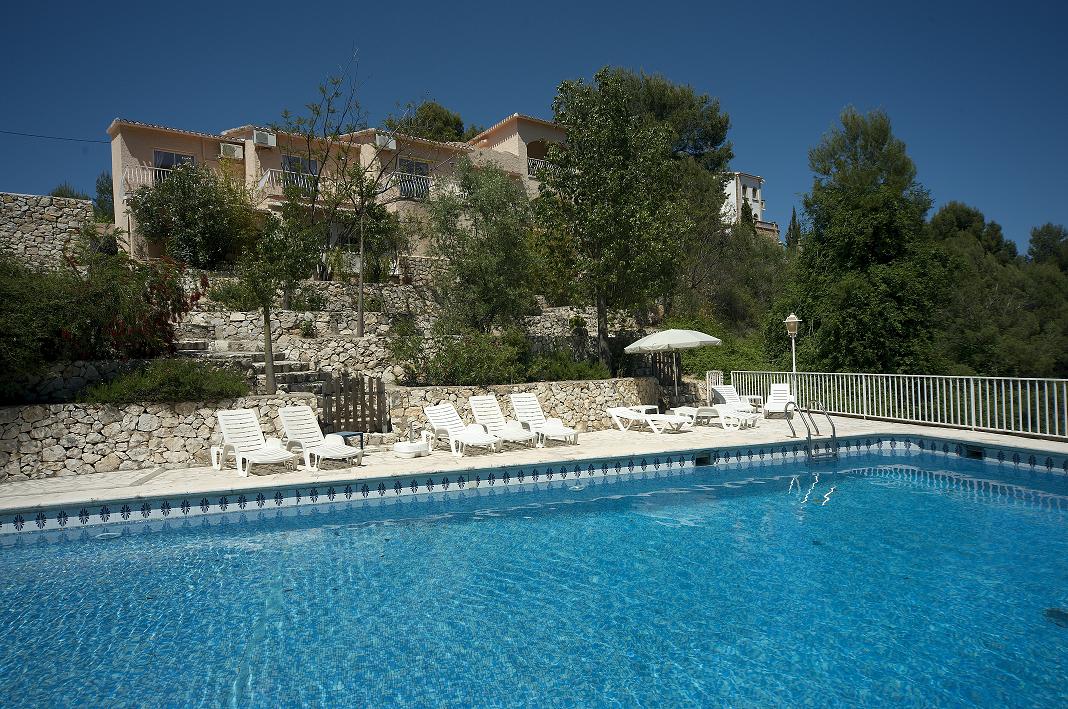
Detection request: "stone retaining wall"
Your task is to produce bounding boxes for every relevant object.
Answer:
[0,393,314,482]
[386,377,659,437]
[179,309,396,341]
[3,360,150,405]
[282,336,400,381]
[0,192,93,269]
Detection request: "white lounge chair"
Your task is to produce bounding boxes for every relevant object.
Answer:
[469,395,537,448]
[763,383,797,418]
[211,409,298,477]
[423,403,502,457]
[509,392,579,445]
[711,385,760,412]
[711,405,759,430]
[279,405,363,471]
[607,406,692,434]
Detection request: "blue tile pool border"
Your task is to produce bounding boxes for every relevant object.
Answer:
[2,432,1067,541]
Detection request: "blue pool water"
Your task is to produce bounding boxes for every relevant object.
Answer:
[2,452,1068,707]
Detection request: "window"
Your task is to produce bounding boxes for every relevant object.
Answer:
[153,150,195,170]
[282,154,318,174]
[397,158,430,199]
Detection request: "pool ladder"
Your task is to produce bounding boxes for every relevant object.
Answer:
[785,400,838,462]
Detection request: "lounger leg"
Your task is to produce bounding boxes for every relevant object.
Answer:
[211,446,222,471]
[238,456,251,477]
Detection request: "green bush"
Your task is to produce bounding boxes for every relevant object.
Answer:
[208,281,259,311]
[79,359,248,404]
[290,288,328,312]
[298,319,316,338]
[527,350,610,382]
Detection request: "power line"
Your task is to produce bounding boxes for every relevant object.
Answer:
[0,129,108,144]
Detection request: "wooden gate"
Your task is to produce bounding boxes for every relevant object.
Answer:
[321,371,388,433]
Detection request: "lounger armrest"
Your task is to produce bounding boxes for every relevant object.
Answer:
[265,437,284,450]
[545,417,565,428]
[323,433,348,447]
[465,423,489,436]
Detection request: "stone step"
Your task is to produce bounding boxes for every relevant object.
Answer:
[255,370,320,385]
[251,360,308,374]
[212,339,264,353]
[177,340,209,352]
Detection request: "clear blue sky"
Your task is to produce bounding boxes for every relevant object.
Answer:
[3,0,1065,248]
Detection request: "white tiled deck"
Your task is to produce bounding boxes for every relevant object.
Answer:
[2,417,1067,514]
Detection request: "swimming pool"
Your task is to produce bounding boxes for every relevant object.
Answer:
[2,444,1067,707]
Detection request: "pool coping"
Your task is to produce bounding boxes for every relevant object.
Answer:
[3,423,1067,539]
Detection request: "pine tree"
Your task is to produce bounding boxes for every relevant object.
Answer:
[785,207,801,248]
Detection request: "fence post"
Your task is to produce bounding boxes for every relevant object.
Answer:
[969,378,976,431]
[862,376,869,419]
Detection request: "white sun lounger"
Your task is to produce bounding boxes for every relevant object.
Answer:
[763,383,797,417]
[423,403,502,457]
[711,385,760,412]
[607,406,692,434]
[712,405,760,430]
[279,405,363,471]
[212,409,299,477]
[508,392,579,445]
[469,395,536,448]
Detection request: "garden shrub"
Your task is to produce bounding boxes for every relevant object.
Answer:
[526,350,610,382]
[290,288,328,312]
[79,359,248,404]
[208,281,259,311]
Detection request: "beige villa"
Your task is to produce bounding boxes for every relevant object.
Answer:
[107,112,566,257]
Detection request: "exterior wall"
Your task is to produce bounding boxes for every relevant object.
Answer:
[0,393,315,481]
[387,377,659,437]
[722,172,766,223]
[0,193,93,269]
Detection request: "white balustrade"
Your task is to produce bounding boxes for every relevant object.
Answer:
[728,370,1068,440]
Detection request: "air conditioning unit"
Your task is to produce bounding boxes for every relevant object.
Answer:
[374,132,397,151]
[219,143,244,160]
[253,130,277,148]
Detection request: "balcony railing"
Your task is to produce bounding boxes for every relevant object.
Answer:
[391,172,431,200]
[527,157,550,177]
[730,370,1068,440]
[258,169,320,193]
[122,166,172,189]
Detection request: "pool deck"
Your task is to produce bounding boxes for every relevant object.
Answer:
[3,416,1068,515]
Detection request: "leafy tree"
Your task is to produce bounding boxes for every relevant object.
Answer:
[1028,222,1068,271]
[928,203,1068,376]
[425,159,536,331]
[236,214,320,394]
[929,201,1017,264]
[127,164,258,268]
[785,207,801,248]
[770,107,944,373]
[49,182,89,200]
[384,100,483,143]
[93,171,114,223]
[539,67,689,365]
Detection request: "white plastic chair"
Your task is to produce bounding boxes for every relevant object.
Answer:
[508,392,579,445]
[469,395,536,447]
[279,405,363,471]
[762,384,797,418]
[423,403,501,457]
[212,409,298,477]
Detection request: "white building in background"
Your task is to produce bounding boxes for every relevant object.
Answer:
[722,171,780,241]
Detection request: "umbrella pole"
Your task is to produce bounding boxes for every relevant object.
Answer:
[674,351,678,398]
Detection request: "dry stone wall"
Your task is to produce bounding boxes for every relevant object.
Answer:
[0,192,93,269]
[282,336,399,381]
[0,393,314,482]
[5,360,150,405]
[387,377,660,437]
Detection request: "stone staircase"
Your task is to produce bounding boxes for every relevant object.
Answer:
[176,337,328,399]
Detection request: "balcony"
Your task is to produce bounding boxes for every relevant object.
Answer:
[258,169,320,195]
[122,166,172,189]
[391,172,432,200]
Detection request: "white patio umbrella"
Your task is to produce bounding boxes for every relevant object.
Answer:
[624,329,722,396]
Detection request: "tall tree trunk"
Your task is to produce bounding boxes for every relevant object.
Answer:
[262,307,276,394]
[357,213,366,337]
[596,291,610,369]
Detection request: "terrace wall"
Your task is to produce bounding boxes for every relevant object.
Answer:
[386,377,660,437]
[0,392,315,482]
[0,192,93,269]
